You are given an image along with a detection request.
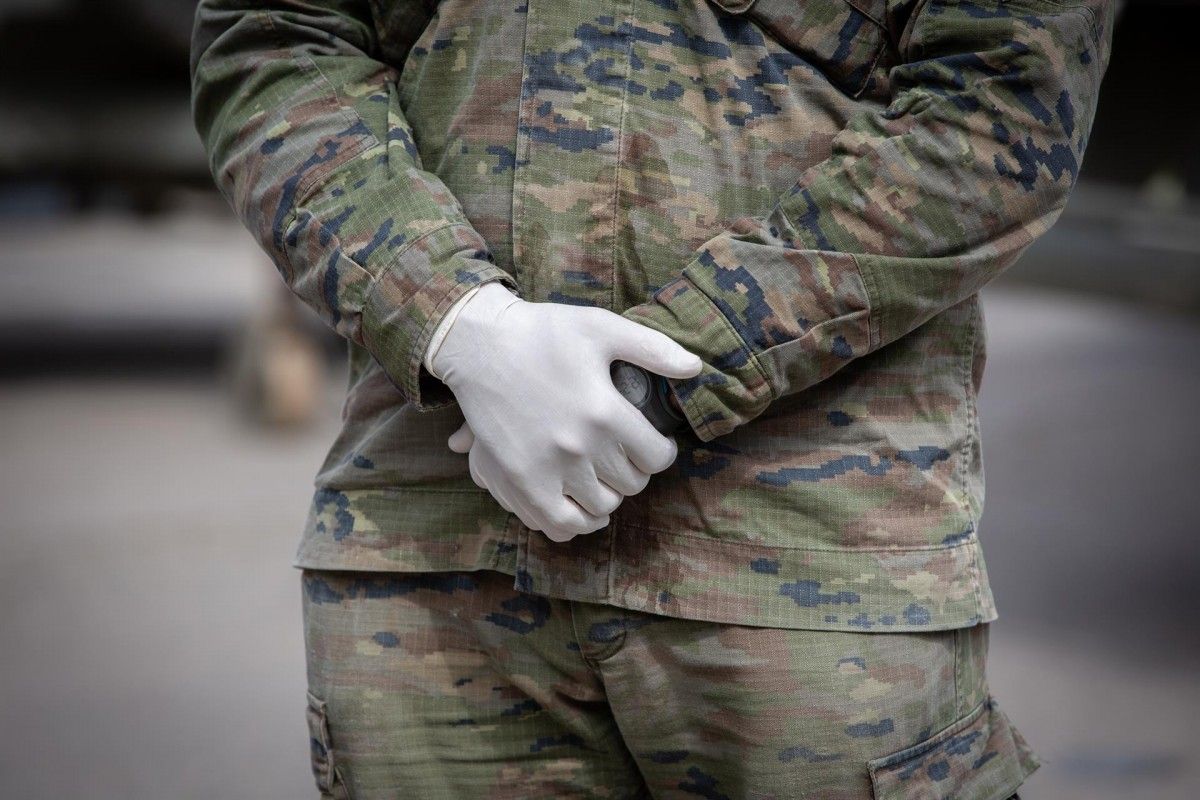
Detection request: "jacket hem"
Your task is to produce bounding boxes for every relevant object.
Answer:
[293,487,996,633]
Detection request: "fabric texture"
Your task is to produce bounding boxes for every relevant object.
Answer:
[192,0,1115,631]
[301,568,1038,799]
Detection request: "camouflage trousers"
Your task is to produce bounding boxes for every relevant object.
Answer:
[301,569,1038,799]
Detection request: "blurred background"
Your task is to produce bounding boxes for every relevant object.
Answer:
[1,1,1197,797]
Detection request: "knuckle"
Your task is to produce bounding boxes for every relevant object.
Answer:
[571,306,606,336]
[545,506,576,529]
[551,430,586,457]
[509,472,539,497]
[582,402,613,430]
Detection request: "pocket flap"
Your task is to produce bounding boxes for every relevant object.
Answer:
[306,691,349,798]
[868,696,1038,800]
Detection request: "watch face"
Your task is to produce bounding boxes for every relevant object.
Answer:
[611,361,651,406]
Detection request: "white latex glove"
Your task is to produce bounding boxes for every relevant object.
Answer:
[426,281,702,542]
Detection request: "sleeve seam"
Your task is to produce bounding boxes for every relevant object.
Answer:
[852,251,883,352]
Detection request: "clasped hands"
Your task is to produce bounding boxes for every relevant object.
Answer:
[427,282,702,543]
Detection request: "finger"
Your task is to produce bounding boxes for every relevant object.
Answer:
[543,527,579,543]
[467,449,489,490]
[606,391,680,474]
[448,421,475,453]
[564,472,624,517]
[603,317,703,378]
[486,467,533,519]
[594,445,652,496]
[494,474,544,532]
[539,494,608,541]
[489,482,516,514]
[491,483,520,515]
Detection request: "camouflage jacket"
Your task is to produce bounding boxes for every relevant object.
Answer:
[192,0,1112,631]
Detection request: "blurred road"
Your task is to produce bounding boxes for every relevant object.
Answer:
[0,286,1197,799]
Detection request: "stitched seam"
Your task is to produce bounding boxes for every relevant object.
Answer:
[854,253,883,351]
[956,296,978,519]
[512,2,537,298]
[612,1,636,311]
[494,512,521,572]
[617,522,984,554]
[331,764,351,800]
[898,0,932,59]
[608,520,618,601]
[841,0,886,28]
[954,627,963,719]
[960,297,986,615]
[1002,0,1098,30]
[868,698,988,774]
[851,25,888,99]
[567,601,607,675]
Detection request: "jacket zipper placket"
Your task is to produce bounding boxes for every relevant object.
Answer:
[511,0,637,601]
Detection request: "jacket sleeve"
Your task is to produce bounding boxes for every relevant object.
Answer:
[190,0,519,409]
[621,0,1115,442]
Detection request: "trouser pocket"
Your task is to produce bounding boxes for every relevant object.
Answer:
[867,696,1038,800]
[306,690,351,799]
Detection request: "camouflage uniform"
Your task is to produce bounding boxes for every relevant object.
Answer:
[302,569,1035,798]
[192,0,1112,795]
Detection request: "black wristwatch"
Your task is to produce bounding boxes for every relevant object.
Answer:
[610,360,687,435]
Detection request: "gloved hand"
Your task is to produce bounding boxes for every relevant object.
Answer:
[427,281,702,542]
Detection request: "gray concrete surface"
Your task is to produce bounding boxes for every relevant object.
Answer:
[0,286,1197,798]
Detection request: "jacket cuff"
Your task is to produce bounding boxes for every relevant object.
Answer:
[621,268,773,442]
[362,224,519,410]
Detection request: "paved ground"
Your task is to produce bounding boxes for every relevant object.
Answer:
[0,286,1197,798]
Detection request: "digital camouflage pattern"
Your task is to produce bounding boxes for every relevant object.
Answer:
[191,0,1114,631]
[302,568,1037,798]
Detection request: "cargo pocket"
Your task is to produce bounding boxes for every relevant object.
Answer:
[708,0,890,97]
[868,696,1039,800]
[306,691,351,800]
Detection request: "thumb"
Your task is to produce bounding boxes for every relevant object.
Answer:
[447,421,475,453]
[605,317,703,379]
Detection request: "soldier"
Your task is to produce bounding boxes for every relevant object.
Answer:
[191,0,1113,797]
